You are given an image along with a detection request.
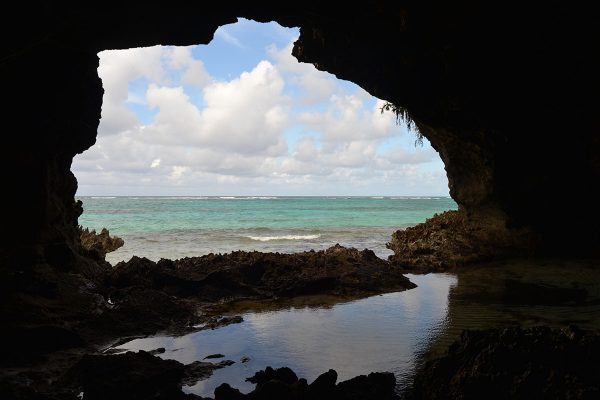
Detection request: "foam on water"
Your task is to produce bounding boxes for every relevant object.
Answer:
[246,234,322,241]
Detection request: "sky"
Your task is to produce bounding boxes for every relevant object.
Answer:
[73,19,449,196]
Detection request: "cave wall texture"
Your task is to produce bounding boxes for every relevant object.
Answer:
[1,1,598,271]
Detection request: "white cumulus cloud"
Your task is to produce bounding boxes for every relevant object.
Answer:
[74,23,448,196]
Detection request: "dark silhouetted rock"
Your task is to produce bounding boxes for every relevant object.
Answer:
[65,350,186,400]
[252,379,293,399]
[222,367,398,399]
[410,326,600,399]
[214,383,245,400]
[203,316,244,330]
[309,369,338,398]
[62,350,234,400]
[336,372,397,400]
[149,347,166,355]
[182,359,235,386]
[290,378,309,398]
[204,353,225,359]
[94,286,198,337]
[246,366,298,387]
[111,245,416,304]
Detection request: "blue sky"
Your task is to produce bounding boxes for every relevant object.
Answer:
[73,19,448,196]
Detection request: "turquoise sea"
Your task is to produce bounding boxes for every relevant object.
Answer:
[77,196,456,264]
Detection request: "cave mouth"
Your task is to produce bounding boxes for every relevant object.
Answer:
[73,18,451,265]
[3,5,600,399]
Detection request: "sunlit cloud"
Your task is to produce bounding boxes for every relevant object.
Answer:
[74,19,448,196]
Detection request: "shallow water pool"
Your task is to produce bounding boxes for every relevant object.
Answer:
[115,273,457,397]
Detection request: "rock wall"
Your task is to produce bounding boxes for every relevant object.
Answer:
[1,2,598,271]
[1,43,103,272]
[286,3,600,258]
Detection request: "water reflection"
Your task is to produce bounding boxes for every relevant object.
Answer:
[114,259,600,397]
[116,273,457,397]
[424,258,600,359]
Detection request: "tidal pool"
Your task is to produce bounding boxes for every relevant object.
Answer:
[115,273,457,397]
[114,259,600,397]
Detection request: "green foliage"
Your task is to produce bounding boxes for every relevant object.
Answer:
[380,102,424,146]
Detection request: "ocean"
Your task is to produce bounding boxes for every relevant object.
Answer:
[77,196,456,265]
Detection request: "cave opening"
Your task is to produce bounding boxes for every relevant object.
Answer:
[72,18,453,265]
[3,4,599,399]
[65,19,459,396]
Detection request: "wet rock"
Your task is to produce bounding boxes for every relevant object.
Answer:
[246,366,298,387]
[63,350,232,399]
[214,383,245,400]
[1,245,411,400]
[309,369,338,398]
[182,359,235,386]
[240,356,250,363]
[203,316,243,330]
[65,350,186,400]
[222,367,398,399]
[111,245,416,304]
[252,379,293,399]
[290,378,309,398]
[149,347,166,355]
[387,210,535,270]
[93,286,198,337]
[112,256,205,298]
[336,372,397,400]
[79,227,124,261]
[102,348,127,355]
[410,326,600,399]
[204,353,225,359]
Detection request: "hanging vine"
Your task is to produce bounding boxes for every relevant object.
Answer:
[380,102,424,146]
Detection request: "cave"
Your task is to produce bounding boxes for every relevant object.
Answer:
[2,2,599,399]
[3,2,598,269]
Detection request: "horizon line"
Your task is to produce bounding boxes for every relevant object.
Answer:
[75,194,452,198]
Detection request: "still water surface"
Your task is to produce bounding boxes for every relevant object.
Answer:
[116,273,457,396]
[115,259,600,397]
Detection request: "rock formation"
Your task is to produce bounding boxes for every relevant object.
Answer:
[61,358,397,400]
[386,209,535,269]
[109,245,416,302]
[409,326,600,399]
[60,350,235,400]
[79,226,124,260]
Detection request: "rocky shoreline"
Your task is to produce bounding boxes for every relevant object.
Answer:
[109,244,416,301]
[387,210,536,271]
[21,352,398,400]
[409,326,600,399]
[5,325,597,399]
[0,240,416,399]
[3,230,599,399]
